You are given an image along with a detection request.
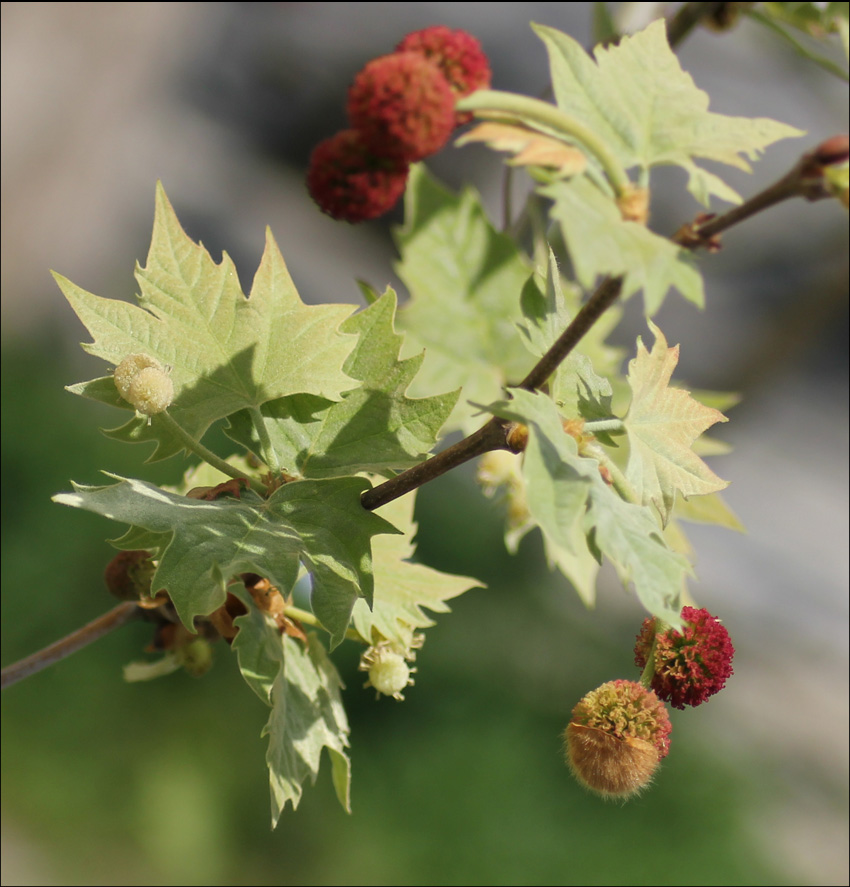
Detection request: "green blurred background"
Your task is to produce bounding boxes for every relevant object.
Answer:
[2,3,847,885]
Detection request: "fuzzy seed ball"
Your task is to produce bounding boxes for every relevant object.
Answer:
[126,366,174,415]
[347,52,455,162]
[114,353,165,400]
[565,679,671,799]
[307,129,409,222]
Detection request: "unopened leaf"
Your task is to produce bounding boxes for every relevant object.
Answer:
[457,122,587,175]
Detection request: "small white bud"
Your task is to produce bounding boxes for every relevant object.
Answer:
[126,366,174,415]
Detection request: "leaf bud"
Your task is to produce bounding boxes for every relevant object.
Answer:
[634,606,734,709]
[565,679,672,799]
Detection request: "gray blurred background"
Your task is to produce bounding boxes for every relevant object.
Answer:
[2,3,847,885]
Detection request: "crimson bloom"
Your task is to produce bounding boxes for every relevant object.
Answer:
[306,129,409,223]
[565,679,671,799]
[635,607,735,709]
[347,51,456,162]
[396,25,492,124]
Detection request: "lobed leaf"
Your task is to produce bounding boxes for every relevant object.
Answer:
[55,183,357,460]
[232,609,350,824]
[226,289,458,478]
[53,474,399,648]
[624,323,729,525]
[541,175,704,314]
[489,389,689,620]
[395,166,534,433]
[534,20,804,205]
[352,491,484,654]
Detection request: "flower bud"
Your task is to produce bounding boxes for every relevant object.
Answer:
[634,606,734,709]
[565,679,671,799]
[113,353,165,399]
[360,641,416,700]
[126,366,174,415]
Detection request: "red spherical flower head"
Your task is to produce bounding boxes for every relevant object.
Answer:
[565,680,672,800]
[347,52,455,162]
[396,25,492,125]
[635,607,735,710]
[307,129,409,223]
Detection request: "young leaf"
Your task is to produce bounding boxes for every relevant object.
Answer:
[534,20,804,205]
[518,249,615,421]
[232,607,350,823]
[395,166,534,433]
[540,175,704,314]
[623,323,729,525]
[351,491,484,654]
[53,475,399,647]
[488,390,601,604]
[54,183,357,460]
[489,389,689,621]
[226,289,458,478]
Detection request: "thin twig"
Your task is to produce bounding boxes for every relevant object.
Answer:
[361,275,624,512]
[1,602,140,690]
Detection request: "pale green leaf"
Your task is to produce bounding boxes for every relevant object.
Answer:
[54,182,357,460]
[395,166,534,433]
[488,390,602,604]
[672,491,745,532]
[518,249,614,423]
[489,389,689,621]
[624,323,729,525]
[232,610,350,823]
[226,289,458,478]
[534,20,804,204]
[541,176,704,314]
[53,475,398,648]
[352,491,483,653]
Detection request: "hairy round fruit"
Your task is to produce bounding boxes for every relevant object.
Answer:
[126,366,174,416]
[565,679,671,799]
[307,129,409,222]
[347,52,455,162]
[396,26,491,124]
[114,353,165,399]
[634,607,734,709]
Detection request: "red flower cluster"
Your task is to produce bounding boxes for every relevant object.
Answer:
[565,680,672,799]
[634,606,735,710]
[307,26,491,222]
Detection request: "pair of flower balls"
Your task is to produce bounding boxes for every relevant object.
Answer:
[567,607,735,799]
[307,26,492,223]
